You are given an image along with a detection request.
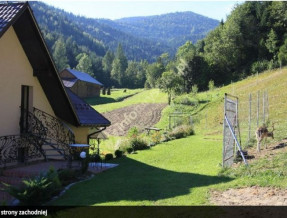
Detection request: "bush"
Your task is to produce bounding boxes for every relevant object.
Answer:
[130,137,149,151]
[3,175,53,205]
[127,147,133,154]
[58,169,78,186]
[127,127,139,139]
[169,125,194,139]
[115,149,123,158]
[251,60,269,74]
[105,153,113,161]
[151,131,162,145]
[89,154,101,162]
[44,166,62,195]
[117,139,133,154]
[173,96,197,106]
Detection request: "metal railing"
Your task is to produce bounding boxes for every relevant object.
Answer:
[0,107,75,167]
[33,107,75,160]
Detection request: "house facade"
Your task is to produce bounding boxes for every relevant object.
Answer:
[0,2,110,168]
[60,69,103,98]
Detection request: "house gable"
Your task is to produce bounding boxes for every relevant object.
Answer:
[0,2,110,128]
[0,27,55,136]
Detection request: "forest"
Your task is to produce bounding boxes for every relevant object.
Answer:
[31,1,287,92]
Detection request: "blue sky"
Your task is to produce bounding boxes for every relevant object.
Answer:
[41,1,243,21]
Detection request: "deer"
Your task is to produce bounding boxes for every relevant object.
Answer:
[255,123,275,152]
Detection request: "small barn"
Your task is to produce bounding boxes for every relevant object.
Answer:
[60,68,103,98]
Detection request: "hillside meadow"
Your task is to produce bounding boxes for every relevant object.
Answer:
[51,67,287,206]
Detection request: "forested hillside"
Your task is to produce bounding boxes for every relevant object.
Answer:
[31,2,217,63]
[112,12,219,50]
[30,1,287,92]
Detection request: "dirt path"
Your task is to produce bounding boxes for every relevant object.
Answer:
[103,103,167,136]
[209,140,287,206]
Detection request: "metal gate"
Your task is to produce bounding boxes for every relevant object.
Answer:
[223,93,247,167]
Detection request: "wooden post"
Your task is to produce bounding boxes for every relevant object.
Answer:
[257,91,259,127]
[266,90,269,121]
[263,90,265,124]
[248,93,252,142]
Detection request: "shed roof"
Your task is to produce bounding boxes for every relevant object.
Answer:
[0,2,110,127]
[64,69,103,86]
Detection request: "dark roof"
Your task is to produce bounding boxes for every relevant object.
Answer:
[0,2,110,127]
[63,69,103,86]
[0,2,24,37]
[66,88,110,127]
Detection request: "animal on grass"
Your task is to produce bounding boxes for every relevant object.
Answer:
[255,123,275,152]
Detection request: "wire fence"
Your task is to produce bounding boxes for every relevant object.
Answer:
[237,89,287,147]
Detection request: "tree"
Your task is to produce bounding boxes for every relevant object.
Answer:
[145,62,165,88]
[265,29,279,59]
[278,38,287,66]
[102,50,115,74]
[52,37,70,71]
[111,44,128,87]
[158,71,183,105]
[75,53,93,75]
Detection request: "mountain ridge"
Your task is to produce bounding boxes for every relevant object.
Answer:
[31,2,219,62]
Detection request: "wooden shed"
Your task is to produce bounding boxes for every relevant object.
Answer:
[60,69,103,98]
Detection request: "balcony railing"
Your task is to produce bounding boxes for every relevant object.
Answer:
[0,107,75,167]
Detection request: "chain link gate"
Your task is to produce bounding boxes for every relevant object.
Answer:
[223,93,247,167]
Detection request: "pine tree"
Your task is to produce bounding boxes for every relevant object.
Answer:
[52,38,70,71]
[111,44,128,87]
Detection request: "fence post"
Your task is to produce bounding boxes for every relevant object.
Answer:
[266,90,269,121]
[263,90,265,124]
[257,91,260,127]
[248,93,252,142]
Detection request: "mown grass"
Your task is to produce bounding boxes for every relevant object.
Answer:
[53,67,287,206]
[91,89,167,113]
[85,88,143,106]
[49,135,231,206]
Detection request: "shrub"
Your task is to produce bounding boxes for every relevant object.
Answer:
[105,153,113,161]
[127,147,133,154]
[127,127,139,139]
[3,175,53,205]
[89,154,101,162]
[115,149,123,158]
[174,96,196,106]
[208,80,215,91]
[58,169,78,186]
[169,125,194,139]
[117,138,133,154]
[151,131,162,145]
[251,60,269,74]
[130,137,149,151]
[44,166,62,195]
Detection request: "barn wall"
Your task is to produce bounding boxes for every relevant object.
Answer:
[71,81,101,98]
[59,69,75,79]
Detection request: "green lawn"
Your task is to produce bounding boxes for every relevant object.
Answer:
[85,89,143,107]
[50,135,231,206]
[51,67,287,206]
[91,89,168,113]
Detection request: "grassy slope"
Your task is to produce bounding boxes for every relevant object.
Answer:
[90,89,167,113]
[52,67,287,206]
